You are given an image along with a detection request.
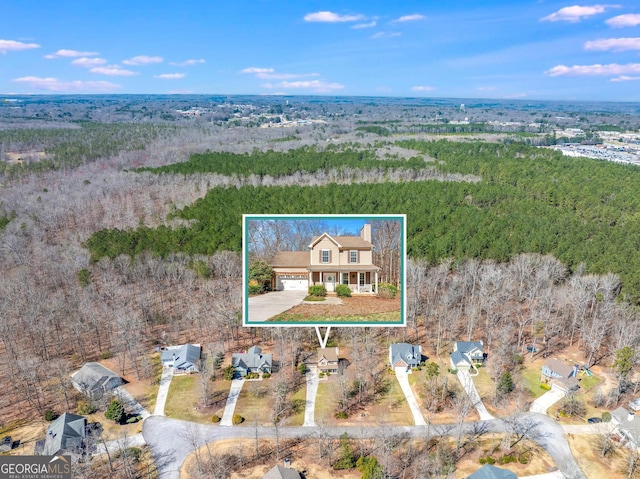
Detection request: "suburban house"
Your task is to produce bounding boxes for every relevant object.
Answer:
[261,460,302,479]
[232,345,273,376]
[541,359,579,392]
[161,344,202,373]
[71,362,123,399]
[467,464,518,478]
[389,343,422,369]
[317,347,340,374]
[270,224,381,293]
[450,341,485,374]
[611,407,640,448]
[35,413,87,457]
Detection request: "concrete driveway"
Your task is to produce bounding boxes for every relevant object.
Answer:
[530,387,565,414]
[456,370,494,421]
[114,386,151,420]
[303,366,319,427]
[153,367,174,416]
[247,290,307,321]
[395,368,427,426]
[220,379,245,426]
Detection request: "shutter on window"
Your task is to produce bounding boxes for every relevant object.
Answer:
[356,250,359,263]
[319,249,322,263]
[328,250,332,263]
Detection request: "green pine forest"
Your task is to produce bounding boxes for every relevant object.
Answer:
[86,140,640,301]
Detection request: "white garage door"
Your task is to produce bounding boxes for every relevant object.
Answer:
[277,276,309,290]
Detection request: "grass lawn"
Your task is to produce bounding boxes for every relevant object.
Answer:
[288,382,307,426]
[267,311,401,323]
[378,374,414,426]
[314,381,335,424]
[234,380,273,426]
[125,353,163,412]
[519,364,547,399]
[164,375,230,424]
[86,411,143,441]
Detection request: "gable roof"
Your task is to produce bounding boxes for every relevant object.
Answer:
[455,341,484,355]
[467,464,517,479]
[161,344,201,369]
[232,346,273,370]
[544,359,575,378]
[612,407,640,444]
[71,362,122,392]
[309,233,372,249]
[271,251,310,268]
[40,413,86,456]
[451,349,471,366]
[317,347,339,362]
[261,465,302,479]
[390,343,421,366]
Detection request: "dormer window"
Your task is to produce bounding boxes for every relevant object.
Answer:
[321,250,330,263]
[350,250,358,263]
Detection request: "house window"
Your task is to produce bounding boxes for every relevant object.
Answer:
[359,272,365,286]
[321,250,330,263]
[350,250,358,263]
[342,273,349,285]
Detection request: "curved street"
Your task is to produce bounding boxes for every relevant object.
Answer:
[142,411,585,479]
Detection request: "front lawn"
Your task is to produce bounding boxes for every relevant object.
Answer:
[519,364,547,399]
[164,375,230,424]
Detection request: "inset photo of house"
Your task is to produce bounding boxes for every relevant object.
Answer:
[243,214,406,326]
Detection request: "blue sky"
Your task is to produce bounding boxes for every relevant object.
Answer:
[1,1,639,100]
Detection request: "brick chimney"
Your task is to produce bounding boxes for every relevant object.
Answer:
[360,224,371,243]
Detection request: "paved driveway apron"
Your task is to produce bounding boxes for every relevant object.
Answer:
[247,290,307,321]
[394,368,427,426]
[220,379,245,426]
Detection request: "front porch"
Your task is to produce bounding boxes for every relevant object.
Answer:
[309,269,378,294]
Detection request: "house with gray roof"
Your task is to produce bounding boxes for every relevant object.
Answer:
[389,343,422,369]
[34,413,87,457]
[450,341,485,374]
[467,464,517,478]
[261,462,301,479]
[611,407,640,448]
[541,359,579,392]
[161,344,201,373]
[232,346,273,376]
[317,347,340,373]
[71,362,123,399]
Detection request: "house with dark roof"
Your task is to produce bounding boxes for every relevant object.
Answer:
[71,362,123,399]
[450,341,485,375]
[35,413,87,457]
[389,343,422,369]
[467,464,518,478]
[611,407,640,447]
[541,359,579,392]
[161,344,201,373]
[270,224,381,294]
[232,346,273,376]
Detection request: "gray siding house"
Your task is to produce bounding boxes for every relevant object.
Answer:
[389,343,422,369]
[35,413,87,457]
[71,362,123,398]
[161,344,201,373]
[232,346,273,376]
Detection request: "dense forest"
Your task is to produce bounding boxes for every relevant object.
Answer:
[88,140,640,302]
[135,146,426,176]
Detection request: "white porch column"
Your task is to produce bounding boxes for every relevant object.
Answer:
[375,271,378,294]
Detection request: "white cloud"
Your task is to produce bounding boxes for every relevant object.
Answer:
[0,39,40,54]
[154,73,186,79]
[411,85,436,92]
[477,86,497,91]
[12,76,120,92]
[611,75,640,81]
[541,5,619,23]
[90,65,138,76]
[352,21,377,29]
[169,59,205,66]
[264,80,345,93]
[393,14,425,23]
[122,55,163,66]
[585,37,640,51]
[241,67,274,74]
[71,57,107,67]
[44,49,97,59]
[545,62,640,76]
[304,11,364,23]
[371,32,402,39]
[606,13,640,27]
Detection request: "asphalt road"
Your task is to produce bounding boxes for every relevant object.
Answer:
[142,411,585,479]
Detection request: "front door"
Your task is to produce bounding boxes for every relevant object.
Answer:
[324,273,335,292]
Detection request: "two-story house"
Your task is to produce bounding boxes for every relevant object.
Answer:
[270,224,381,294]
